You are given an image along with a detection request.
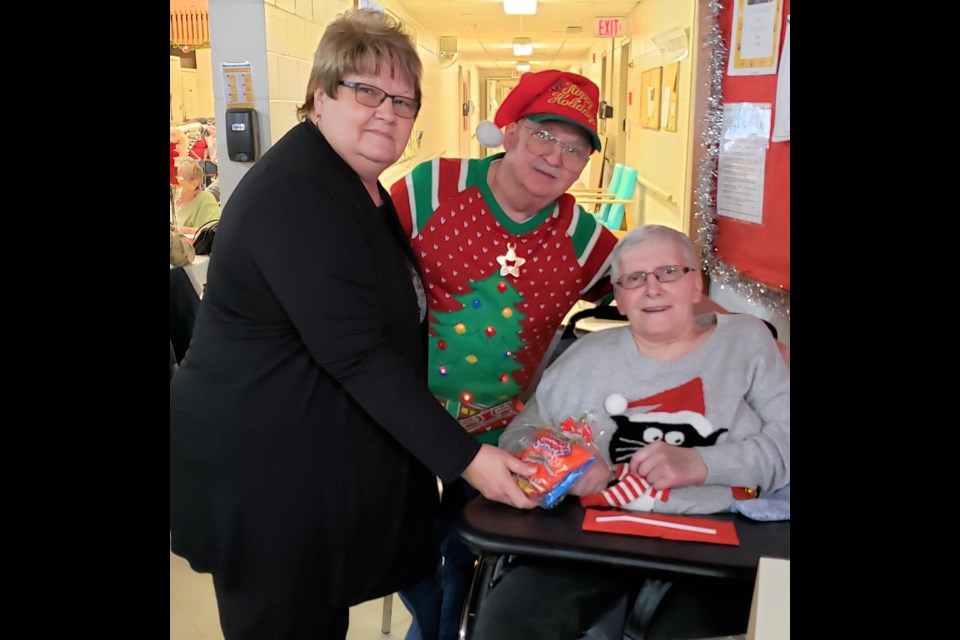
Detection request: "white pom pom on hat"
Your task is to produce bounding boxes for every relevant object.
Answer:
[473,69,601,150]
[604,393,628,416]
[476,120,504,148]
[604,392,655,416]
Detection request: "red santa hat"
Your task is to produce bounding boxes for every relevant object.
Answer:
[604,379,713,438]
[475,69,601,151]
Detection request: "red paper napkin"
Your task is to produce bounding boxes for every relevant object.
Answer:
[582,508,740,545]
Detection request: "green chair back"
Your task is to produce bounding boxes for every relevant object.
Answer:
[596,163,625,224]
[603,166,637,231]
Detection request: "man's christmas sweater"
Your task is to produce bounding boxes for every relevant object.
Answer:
[392,154,617,443]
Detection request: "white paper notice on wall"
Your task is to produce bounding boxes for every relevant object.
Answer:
[717,103,772,225]
[222,61,254,110]
[772,17,790,142]
[727,0,784,76]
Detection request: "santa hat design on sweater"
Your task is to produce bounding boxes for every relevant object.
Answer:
[475,69,601,151]
[579,378,727,513]
[604,378,727,465]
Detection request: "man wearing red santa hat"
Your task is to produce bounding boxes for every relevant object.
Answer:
[390,69,619,640]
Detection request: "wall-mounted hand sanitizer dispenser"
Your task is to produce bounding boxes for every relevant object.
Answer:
[225,108,260,162]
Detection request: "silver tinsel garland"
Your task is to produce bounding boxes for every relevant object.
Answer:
[693,0,790,320]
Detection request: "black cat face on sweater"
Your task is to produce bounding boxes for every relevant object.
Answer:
[608,415,728,464]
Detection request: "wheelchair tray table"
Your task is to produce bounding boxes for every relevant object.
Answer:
[457,497,790,582]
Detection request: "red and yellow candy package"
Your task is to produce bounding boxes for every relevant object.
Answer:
[515,427,596,508]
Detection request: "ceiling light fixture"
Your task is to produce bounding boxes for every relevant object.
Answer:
[512,37,533,56]
[503,0,537,16]
[516,62,531,72]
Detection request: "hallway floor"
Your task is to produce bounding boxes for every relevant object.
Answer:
[170,551,413,639]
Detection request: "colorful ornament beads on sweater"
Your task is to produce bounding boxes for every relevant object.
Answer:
[392,156,616,435]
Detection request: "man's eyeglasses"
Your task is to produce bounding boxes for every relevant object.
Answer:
[615,265,695,289]
[337,81,421,119]
[521,124,591,171]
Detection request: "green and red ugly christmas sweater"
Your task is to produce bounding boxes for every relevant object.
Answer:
[391,154,618,444]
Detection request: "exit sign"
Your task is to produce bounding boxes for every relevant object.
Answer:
[594,16,625,38]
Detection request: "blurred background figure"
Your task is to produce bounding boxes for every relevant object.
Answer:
[170,128,187,186]
[175,158,221,234]
[170,220,195,267]
[190,120,218,187]
[204,177,221,203]
[170,127,189,219]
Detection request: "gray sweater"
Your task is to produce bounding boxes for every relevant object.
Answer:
[499,313,790,514]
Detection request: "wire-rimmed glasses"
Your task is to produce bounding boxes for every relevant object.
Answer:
[615,265,694,289]
[520,124,591,171]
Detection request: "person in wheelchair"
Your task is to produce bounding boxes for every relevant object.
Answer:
[473,224,790,640]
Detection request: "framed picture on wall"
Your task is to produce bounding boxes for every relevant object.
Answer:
[640,67,662,130]
[662,62,680,132]
[728,0,784,76]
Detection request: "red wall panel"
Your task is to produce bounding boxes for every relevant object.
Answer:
[716,0,790,291]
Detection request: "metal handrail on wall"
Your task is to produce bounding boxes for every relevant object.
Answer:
[170,8,210,46]
[636,176,678,206]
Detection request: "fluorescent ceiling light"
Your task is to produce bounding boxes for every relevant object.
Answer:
[512,38,533,56]
[516,62,531,72]
[503,0,537,16]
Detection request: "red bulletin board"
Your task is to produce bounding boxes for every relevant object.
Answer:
[716,0,790,291]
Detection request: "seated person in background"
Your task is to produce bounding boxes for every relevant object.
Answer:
[189,121,218,187]
[189,121,212,160]
[204,177,221,203]
[175,158,221,234]
[473,224,790,640]
[170,128,188,186]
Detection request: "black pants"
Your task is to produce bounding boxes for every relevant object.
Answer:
[471,558,753,640]
[213,578,349,640]
[398,478,479,640]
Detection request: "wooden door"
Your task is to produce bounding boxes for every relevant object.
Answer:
[181,69,199,121]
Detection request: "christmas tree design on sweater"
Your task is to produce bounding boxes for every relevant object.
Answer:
[392,155,617,435]
[427,276,527,430]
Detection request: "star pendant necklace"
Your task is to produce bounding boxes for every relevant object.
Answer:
[496,243,526,278]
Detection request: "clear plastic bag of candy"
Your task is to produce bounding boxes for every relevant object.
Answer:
[513,415,604,508]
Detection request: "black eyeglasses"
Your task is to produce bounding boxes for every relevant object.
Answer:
[521,124,591,171]
[337,81,421,119]
[615,265,694,289]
